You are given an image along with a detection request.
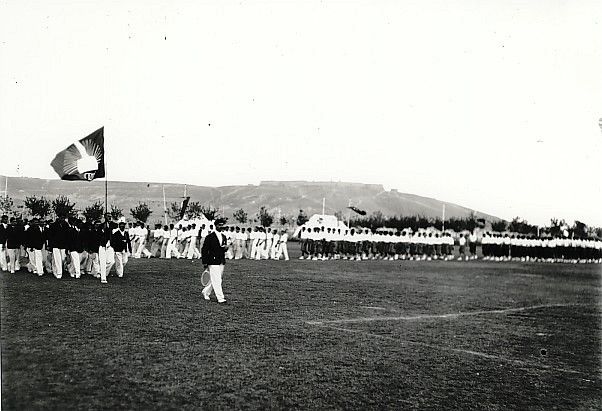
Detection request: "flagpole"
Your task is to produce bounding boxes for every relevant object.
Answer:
[104,147,108,215]
[105,178,108,215]
[162,185,168,225]
[442,204,446,231]
[322,197,325,216]
[346,199,351,226]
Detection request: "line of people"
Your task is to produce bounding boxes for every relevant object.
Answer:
[481,233,602,263]
[138,221,290,261]
[297,226,459,261]
[296,226,602,263]
[0,214,132,282]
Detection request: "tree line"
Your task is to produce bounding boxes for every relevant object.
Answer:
[1,195,600,238]
[0,195,290,228]
[345,210,601,239]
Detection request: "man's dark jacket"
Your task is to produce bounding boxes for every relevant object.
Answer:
[0,223,8,245]
[201,231,226,266]
[6,224,22,249]
[25,225,45,250]
[110,229,132,253]
[50,220,69,249]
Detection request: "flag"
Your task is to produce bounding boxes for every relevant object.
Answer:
[179,197,190,220]
[348,206,366,216]
[51,127,105,181]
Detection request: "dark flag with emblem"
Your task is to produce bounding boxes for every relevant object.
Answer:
[179,197,190,220]
[348,206,366,216]
[51,127,105,181]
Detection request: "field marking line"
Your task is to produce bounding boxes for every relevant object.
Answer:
[305,303,592,326]
[312,323,597,379]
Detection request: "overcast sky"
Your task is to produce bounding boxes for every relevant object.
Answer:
[1,0,601,226]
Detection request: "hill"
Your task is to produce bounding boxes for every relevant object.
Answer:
[0,176,498,224]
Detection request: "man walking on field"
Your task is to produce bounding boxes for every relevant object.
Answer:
[201,221,229,304]
[111,218,132,277]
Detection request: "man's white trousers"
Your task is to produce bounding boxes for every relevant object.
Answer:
[115,251,128,277]
[52,248,65,278]
[202,264,225,302]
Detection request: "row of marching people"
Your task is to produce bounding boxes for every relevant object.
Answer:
[297,226,466,261]
[481,233,602,263]
[139,221,291,261]
[0,214,132,283]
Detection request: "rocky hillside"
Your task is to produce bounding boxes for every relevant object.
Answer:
[1,176,498,223]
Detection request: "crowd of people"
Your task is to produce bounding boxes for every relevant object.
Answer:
[481,232,602,263]
[138,220,290,261]
[1,213,601,284]
[0,215,293,283]
[296,226,602,264]
[0,214,131,283]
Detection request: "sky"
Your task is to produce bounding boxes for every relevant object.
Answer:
[1,0,601,226]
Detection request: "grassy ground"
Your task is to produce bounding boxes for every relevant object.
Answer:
[1,244,601,410]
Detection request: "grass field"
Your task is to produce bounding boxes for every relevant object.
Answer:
[1,244,601,410]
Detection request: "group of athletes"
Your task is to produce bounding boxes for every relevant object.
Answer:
[137,221,290,261]
[297,226,602,264]
[0,214,131,283]
[1,213,601,284]
[0,214,293,283]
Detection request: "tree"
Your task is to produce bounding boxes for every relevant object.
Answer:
[167,202,181,220]
[548,218,566,237]
[508,217,537,235]
[130,202,153,223]
[465,211,478,232]
[233,208,248,224]
[24,196,51,218]
[0,196,14,215]
[258,206,273,227]
[371,210,385,225]
[83,201,105,222]
[52,196,77,219]
[572,220,587,238]
[186,201,204,218]
[199,205,220,220]
[109,205,123,221]
[491,220,507,232]
[296,209,309,226]
[279,215,288,226]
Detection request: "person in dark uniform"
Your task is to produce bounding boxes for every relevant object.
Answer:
[67,218,85,278]
[201,221,229,304]
[0,215,9,271]
[49,217,69,279]
[25,218,45,276]
[90,221,109,283]
[6,217,21,273]
[80,220,94,275]
[110,218,132,278]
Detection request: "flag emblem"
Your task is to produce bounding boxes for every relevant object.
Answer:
[51,127,105,181]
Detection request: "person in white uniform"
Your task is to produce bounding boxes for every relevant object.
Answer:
[276,229,289,260]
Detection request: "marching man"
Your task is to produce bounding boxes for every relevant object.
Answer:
[25,218,45,276]
[110,218,132,277]
[0,215,9,271]
[134,222,152,258]
[201,221,229,304]
[276,229,289,260]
